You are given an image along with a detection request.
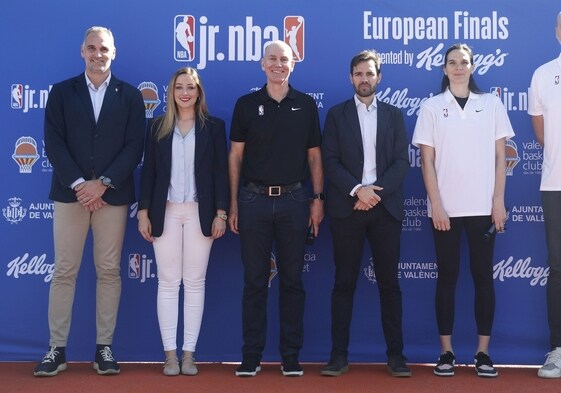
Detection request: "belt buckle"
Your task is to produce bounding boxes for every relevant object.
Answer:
[268,186,282,196]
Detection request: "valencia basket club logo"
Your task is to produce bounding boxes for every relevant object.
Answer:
[138,82,161,118]
[505,139,520,176]
[12,136,40,173]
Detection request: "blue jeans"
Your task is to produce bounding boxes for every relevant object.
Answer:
[237,186,310,359]
[542,191,561,348]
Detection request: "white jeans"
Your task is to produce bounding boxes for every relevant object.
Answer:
[153,202,213,352]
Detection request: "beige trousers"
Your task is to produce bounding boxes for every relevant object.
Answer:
[48,202,127,347]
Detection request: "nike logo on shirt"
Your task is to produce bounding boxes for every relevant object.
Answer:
[291,107,301,111]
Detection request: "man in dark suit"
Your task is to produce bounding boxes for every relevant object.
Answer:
[34,26,145,377]
[320,49,410,377]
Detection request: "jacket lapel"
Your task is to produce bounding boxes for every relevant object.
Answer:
[194,118,208,174]
[343,99,364,155]
[74,75,96,126]
[96,77,121,128]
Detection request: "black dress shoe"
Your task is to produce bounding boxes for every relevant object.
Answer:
[320,357,349,376]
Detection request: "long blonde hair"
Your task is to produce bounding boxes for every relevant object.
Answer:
[155,67,209,141]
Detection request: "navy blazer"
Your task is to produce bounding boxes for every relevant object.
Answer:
[44,73,146,205]
[322,98,409,221]
[138,116,229,238]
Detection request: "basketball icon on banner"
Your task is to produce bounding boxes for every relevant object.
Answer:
[284,16,305,62]
[12,136,40,174]
[175,15,195,61]
[138,82,161,118]
[505,139,521,176]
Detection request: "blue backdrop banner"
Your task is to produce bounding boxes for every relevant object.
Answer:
[1,0,556,365]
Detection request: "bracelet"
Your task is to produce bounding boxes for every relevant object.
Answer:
[216,212,228,221]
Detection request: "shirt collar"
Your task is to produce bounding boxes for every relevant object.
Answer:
[85,73,111,90]
[354,94,377,111]
[443,87,480,103]
[257,83,295,102]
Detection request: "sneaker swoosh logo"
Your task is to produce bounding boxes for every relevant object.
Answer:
[291,107,301,111]
[476,109,484,112]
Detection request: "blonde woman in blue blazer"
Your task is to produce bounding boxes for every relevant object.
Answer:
[138,67,229,376]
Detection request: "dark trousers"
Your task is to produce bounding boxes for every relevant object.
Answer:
[237,186,309,359]
[329,204,404,358]
[542,191,561,349]
[432,215,495,336]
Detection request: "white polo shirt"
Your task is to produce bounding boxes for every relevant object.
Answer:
[412,88,515,217]
[528,53,561,191]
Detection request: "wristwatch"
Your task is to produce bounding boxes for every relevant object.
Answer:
[99,176,115,189]
[216,212,228,221]
[312,193,325,201]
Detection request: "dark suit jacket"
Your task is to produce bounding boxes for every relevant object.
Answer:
[138,116,229,238]
[322,98,409,221]
[44,73,146,205]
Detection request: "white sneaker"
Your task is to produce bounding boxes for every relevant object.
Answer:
[538,347,561,378]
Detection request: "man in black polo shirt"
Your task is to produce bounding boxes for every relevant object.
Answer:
[228,40,324,377]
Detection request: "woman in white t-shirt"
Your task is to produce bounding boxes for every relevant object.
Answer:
[412,43,514,379]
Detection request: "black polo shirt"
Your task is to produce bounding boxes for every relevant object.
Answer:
[230,84,321,185]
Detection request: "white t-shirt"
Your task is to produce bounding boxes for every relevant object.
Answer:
[412,88,515,217]
[528,54,561,191]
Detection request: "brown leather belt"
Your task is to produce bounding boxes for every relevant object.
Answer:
[244,181,303,197]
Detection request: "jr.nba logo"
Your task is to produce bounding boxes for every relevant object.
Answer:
[284,16,305,62]
[490,87,502,98]
[128,254,141,279]
[174,15,195,61]
[11,84,23,109]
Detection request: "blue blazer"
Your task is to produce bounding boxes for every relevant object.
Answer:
[322,98,409,221]
[138,116,229,237]
[44,73,146,205]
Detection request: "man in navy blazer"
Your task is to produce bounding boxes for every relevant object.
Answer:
[321,50,410,377]
[34,26,145,377]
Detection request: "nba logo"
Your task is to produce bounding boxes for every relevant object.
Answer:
[11,84,23,109]
[490,87,502,98]
[174,15,195,61]
[128,254,141,279]
[284,16,305,62]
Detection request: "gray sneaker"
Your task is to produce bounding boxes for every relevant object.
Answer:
[538,347,561,378]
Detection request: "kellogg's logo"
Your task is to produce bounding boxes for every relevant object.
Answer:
[173,15,306,70]
[7,253,54,282]
[494,256,548,287]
